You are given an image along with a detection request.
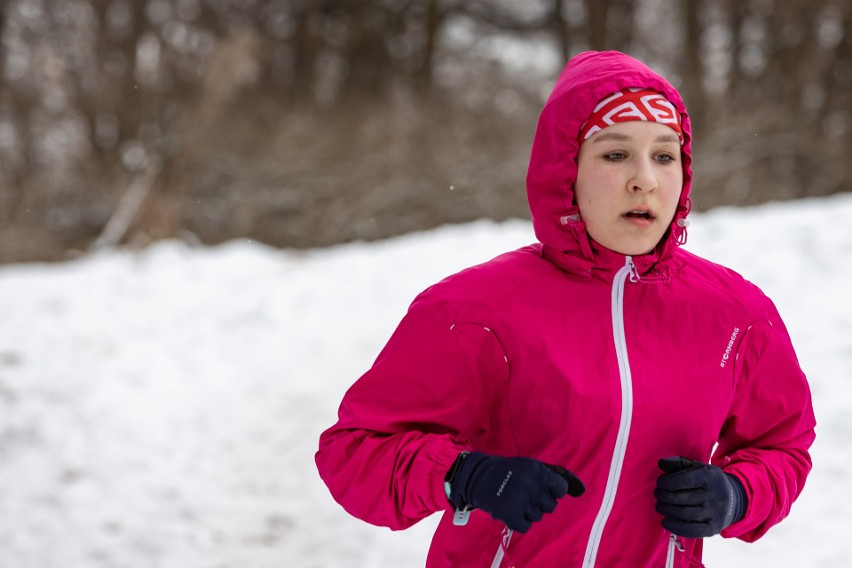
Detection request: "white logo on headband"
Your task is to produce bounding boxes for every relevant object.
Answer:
[640,94,679,125]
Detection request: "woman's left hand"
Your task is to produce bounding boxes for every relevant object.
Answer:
[654,456,747,538]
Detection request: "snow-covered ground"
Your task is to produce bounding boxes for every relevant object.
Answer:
[1,194,850,567]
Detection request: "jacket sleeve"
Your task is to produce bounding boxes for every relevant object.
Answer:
[314,293,510,530]
[713,304,816,542]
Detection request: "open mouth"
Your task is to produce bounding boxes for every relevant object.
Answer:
[623,209,654,220]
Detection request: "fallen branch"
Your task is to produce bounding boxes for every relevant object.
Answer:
[90,159,163,252]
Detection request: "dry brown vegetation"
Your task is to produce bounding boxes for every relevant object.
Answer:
[0,0,850,262]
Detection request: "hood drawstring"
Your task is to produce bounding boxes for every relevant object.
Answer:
[674,196,693,246]
[675,217,690,246]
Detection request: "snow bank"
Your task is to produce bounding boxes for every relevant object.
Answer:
[1,195,850,567]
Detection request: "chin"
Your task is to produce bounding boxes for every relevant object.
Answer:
[594,232,664,256]
[610,242,658,256]
[620,248,655,256]
[622,234,667,256]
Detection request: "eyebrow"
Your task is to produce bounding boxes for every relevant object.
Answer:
[592,132,680,144]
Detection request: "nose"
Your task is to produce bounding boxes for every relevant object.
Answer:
[628,158,658,193]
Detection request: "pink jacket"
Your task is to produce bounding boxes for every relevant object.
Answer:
[316,51,816,567]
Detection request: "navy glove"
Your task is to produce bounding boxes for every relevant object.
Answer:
[654,456,747,538]
[447,451,585,533]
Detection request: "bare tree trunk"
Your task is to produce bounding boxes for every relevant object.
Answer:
[0,1,6,64]
[417,0,442,93]
[681,0,706,134]
[724,0,747,96]
[291,2,320,104]
[342,4,394,100]
[585,0,611,50]
[607,0,634,52]
[551,0,570,62]
[3,89,35,222]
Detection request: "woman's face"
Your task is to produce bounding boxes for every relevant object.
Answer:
[574,121,683,256]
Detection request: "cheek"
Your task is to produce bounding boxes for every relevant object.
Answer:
[573,176,596,211]
[663,173,684,206]
[574,185,598,214]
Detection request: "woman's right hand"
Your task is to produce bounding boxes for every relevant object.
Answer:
[447,452,585,533]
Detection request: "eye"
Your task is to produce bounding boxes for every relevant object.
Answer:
[603,152,627,161]
[655,152,677,164]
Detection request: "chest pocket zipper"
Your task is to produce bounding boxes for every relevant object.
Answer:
[665,533,678,568]
[666,534,709,568]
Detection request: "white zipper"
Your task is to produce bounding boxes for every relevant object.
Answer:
[582,256,637,567]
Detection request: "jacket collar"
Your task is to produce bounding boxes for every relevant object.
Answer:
[541,236,665,281]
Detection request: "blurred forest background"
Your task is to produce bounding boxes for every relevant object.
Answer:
[0,0,849,263]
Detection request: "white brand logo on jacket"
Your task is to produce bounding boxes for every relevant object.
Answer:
[720,327,740,368]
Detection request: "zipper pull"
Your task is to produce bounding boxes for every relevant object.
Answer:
[452,507,471,526]
[625,256,639,282]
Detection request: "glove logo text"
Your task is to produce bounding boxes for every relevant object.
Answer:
[496,471,513,497]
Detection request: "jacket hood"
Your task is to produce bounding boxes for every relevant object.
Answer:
[526,50,693,277]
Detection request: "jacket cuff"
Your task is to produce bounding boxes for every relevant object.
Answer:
[724,472,748,527]
[428,442,472,513]
[719,467,753,538]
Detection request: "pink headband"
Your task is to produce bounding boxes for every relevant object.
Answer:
[579,88,683,143]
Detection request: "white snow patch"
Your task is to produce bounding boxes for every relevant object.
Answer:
[0,196,850,567]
